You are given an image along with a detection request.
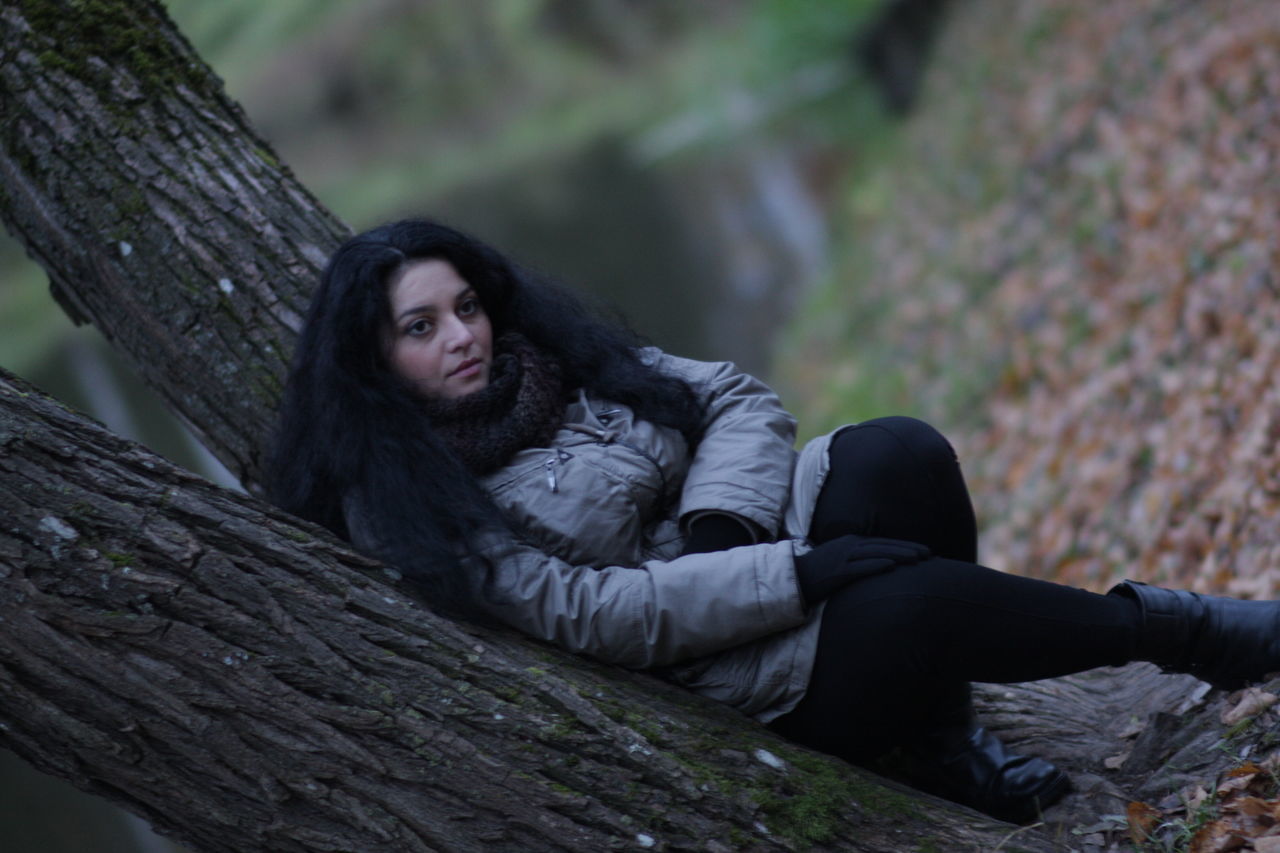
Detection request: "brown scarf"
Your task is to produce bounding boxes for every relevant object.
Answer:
[423,333,566,474]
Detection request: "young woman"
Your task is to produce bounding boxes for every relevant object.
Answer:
[268,218,1280,824]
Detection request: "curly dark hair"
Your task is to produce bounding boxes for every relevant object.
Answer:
[266,218,702,615]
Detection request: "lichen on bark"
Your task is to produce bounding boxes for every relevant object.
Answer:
[15,0,223,99]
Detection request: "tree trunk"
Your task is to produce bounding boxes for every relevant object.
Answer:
[1,370,1028,851]
[0,0,349,487]
[0,1,1269,851]
[5,364,1264,852]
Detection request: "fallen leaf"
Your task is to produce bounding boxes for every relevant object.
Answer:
[1227,795,1274,819]
[1219,795,1280,837]
[1104,750,1130,770]
[1222,688,1279,726]
[1217,762,1267,797]
[1218,776,1257,797]
[1188,820,1248,853]
[1231,761,1267,779]
[1127,801,1163,845]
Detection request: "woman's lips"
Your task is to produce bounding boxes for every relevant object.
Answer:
[450,358,481,378]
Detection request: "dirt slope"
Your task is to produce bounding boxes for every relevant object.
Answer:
[781,0,1280,594]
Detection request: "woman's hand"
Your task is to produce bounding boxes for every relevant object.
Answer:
[794,534,931,605]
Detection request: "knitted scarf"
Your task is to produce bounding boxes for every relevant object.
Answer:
[423,333,566,474]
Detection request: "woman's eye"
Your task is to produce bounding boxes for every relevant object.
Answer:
[459,298,480,317]
[407,318,432,336]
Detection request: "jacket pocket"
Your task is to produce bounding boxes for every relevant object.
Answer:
[658,647,759,710]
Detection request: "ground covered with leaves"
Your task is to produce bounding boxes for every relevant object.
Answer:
[782,0,1280,594]
[778,1,1280,849]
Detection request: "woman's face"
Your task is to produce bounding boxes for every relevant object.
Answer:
[385,258,493,400]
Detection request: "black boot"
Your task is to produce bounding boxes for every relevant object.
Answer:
[903,684,1071,824]
[1109,580,1280,690]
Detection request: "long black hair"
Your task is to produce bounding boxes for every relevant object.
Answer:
[266,219,703,615]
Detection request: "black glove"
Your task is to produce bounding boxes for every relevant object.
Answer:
[680,513,757,556]
[794,534,930,605]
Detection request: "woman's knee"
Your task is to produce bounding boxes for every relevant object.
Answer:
[813,417,977,556]
[835,416,958,472]
[826,416,962,500]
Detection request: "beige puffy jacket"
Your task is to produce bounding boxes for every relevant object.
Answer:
[476,350,835,722]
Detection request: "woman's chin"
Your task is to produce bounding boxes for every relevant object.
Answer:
[444,375,488,399]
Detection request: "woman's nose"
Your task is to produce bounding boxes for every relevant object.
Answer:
[443,316,476,350]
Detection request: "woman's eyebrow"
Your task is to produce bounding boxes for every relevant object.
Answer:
[396,304,437,322]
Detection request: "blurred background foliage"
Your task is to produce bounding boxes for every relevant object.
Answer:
[2,0,920,482]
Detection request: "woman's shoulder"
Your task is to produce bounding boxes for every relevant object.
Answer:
[633,346,742,386]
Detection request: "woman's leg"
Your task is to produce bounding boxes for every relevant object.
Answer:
[800,415,989,757]
[770,556,1138,821]
[809,416,978,561]
[770,557,1138,761]
[792,417,1280,820]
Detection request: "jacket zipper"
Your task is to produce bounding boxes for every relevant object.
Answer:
[544,449,573,493]
[544,455,558,493]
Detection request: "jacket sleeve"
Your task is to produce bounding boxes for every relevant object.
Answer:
[476,533,808,669]
[645,350,798,539]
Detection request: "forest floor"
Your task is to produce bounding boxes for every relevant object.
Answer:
[780,0,1280,596]
[776,2,1280,849]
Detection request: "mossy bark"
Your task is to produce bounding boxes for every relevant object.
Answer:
[0,0,348,487]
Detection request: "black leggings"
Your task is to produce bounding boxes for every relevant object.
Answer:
[769,417,1140,761]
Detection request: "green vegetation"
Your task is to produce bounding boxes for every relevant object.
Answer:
[755,747,921,846]
[161,0,889,223]
[3,0,895,382]
[0,252,67,374]
[103,551,134,568]
[18,0,222,97]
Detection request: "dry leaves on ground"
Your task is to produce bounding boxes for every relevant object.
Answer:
[1127,757,1280,852]
[785,0,1280,597]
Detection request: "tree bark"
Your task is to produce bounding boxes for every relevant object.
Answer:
[0,1,1270,851]
[0,370,1024,851]
[0,0,349,487]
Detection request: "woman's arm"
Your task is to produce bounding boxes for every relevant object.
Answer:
[644,351,798,541]
[349,485,809,669]
[476,533,807,669]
